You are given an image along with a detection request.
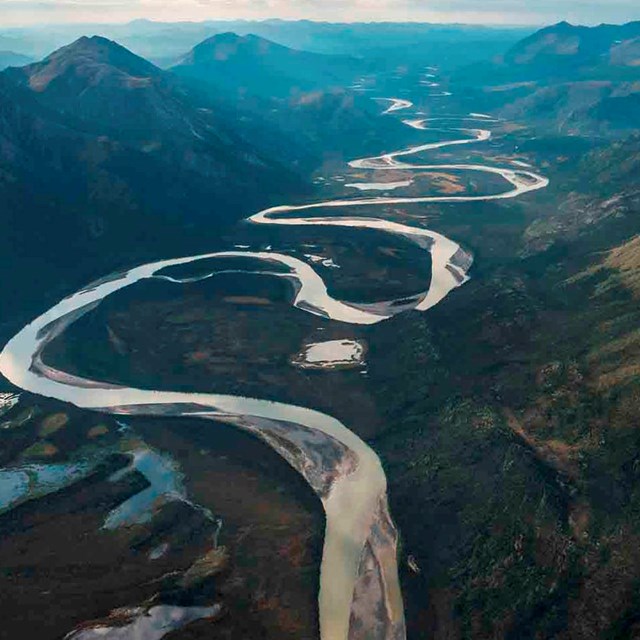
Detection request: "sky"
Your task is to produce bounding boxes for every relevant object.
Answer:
[0,0,638,27]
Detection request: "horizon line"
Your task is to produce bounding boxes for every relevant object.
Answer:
[4,16,622,30]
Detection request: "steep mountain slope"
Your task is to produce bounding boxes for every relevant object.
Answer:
[584,133,640,187]
[0,38,308,329]
[0,72,154,321]
[172,32,361,99]
[610,36,640,67]
[3,35,304,211]
[522,134,640,254]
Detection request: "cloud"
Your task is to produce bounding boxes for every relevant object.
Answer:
[0,0,638,27]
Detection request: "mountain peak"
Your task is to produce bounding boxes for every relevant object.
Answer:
[178,31,290,68]
[11,36,160,94]
[60,35,129,57]
[204,32,253,43]
[195,31,275,51]
[172,31,359,100]
[50,35,157,71]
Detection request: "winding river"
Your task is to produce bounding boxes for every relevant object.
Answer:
[0,96,548,640]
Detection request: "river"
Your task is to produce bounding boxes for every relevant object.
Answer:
[0,96,547,640]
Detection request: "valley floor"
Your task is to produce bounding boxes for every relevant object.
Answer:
[2,65,640,640]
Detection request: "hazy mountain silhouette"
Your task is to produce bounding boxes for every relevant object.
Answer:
[0,50,33,71]
[172,31,361,99]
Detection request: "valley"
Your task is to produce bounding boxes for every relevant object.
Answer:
[1,17,640,640]
[2,85,532,640]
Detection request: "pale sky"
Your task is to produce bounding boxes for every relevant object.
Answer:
[0,0,638,27]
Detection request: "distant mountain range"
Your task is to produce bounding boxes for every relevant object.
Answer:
[0,50,33,70]
[503,21,640,78]
[0,20,530,70]
[456,20,640,83]
[499,80,640,137]
[453,21,640,136]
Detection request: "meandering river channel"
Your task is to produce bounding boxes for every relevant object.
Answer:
[0,96,548,640]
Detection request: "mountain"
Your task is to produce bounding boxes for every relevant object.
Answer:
[3,36,303,203]
[453,21,640,86]
[5,35,166,131]
[521,133,640,255]
[7,36,252,138]
[0,50,33,70]
[453,22,640,137]
[0,72,145,321]
[170,32,414,166]
[610,36,640,67]
[583,133,640,187]
[0,21,531,72]
[503,21,640,78]
[172,32,361,99]
[0,37,306,326]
